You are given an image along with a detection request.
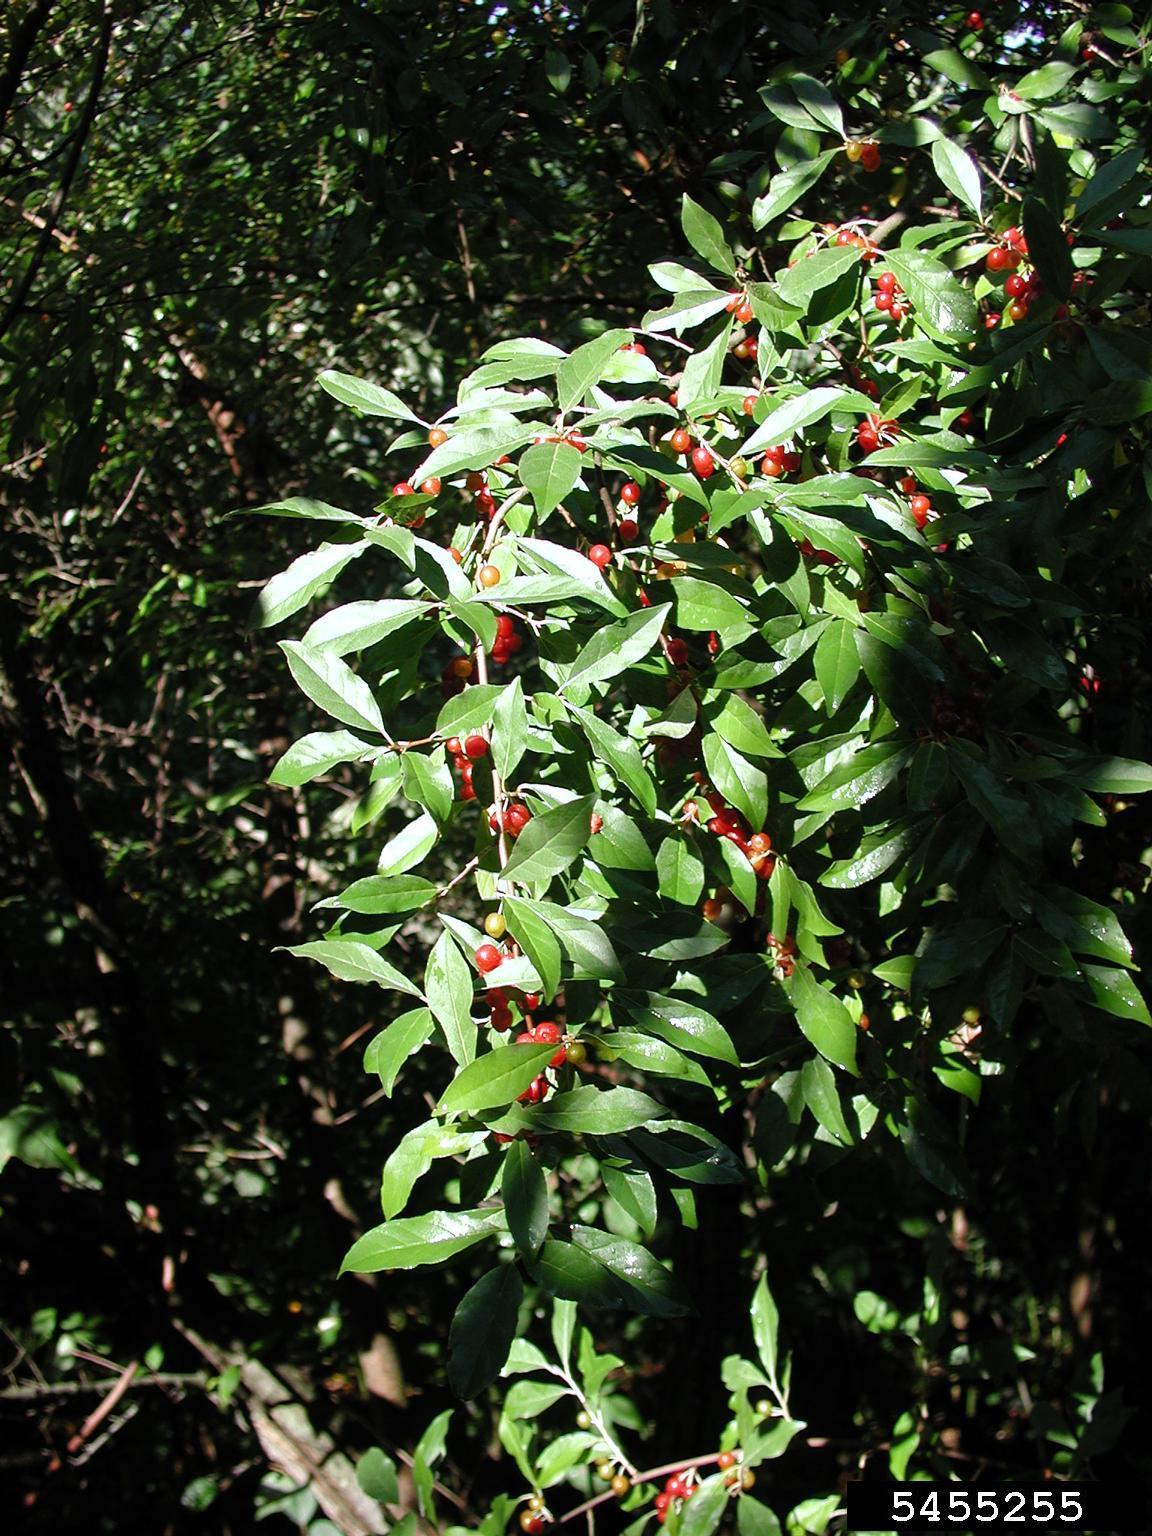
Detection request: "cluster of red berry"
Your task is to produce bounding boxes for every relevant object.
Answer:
[444,732,489,800]
[855,413,901,454]
[702,793,775,879]
[488,800,533,837]
[653,1467,698,1525]
[766,931,798,979]
[492,612,523,665]
[872,269,909,322]
[843,141,882,173]
[759,444,802,479]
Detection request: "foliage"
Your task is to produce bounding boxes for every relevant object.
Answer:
[258,7,1152,1532]
[3,2,1152,1532]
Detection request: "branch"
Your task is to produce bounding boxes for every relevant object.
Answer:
[0,4,114,342]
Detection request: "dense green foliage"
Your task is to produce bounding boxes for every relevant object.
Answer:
[3,3,1152,1534]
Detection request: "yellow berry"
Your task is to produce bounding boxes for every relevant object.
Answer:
[484,912,507,939]
[844,139,864,162]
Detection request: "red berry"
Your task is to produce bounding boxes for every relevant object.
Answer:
[690,445,714,478]
[465,733,489,759]
[420,477,441,496]
[890,302,907,321]
[670,427,692,454]
[874,291,893,313]
[1008,299,1029,322]
[966,11,983,29]
[910,493,930,518]
[876,270,897,292]
[735,302,754,325]
[466,471,486,491]
[523,993,542,1011]
[590,813,604,835]
[985,246,1010,272]
[717,1451,737,1470]
[497,614,515,637]
[621,481,641,505]
[588,544,612,570]
[742,393,758,415]
[619,517,638,543]
[507,804,532,834]
[900,476,917,494]
[392,481,415,496]
[1004,273,1027,299]
[475,943,502,974]
[666,637,689,667]
[985,312,1001,329]
[860,142,881,172]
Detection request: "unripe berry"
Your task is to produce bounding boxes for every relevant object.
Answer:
[428,427,448,447]
[565,1041,587,1066]
[484,912,507,939]
[478,564,501,588]
[611,1474,630,1498]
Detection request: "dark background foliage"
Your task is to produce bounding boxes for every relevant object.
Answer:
[2,2,1150,1532]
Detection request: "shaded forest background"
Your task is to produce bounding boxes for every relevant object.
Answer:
[3,2,1151,1533]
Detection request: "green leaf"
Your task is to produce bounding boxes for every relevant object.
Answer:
[501,795,595,888]
[566,703,657,816]
[681,194,737,277]
[533,1239,625,1306]
[742,387,860,458]
[503,897,564,1002]
[776,245,860,305]
[1022,195,1074,299]
[752,151,838,230]
[602,1164,658,1235]
[930,139,982,218]
[1069,758,1152,795]
[341,1209,504,1273]
[751,1272,780,1379]
[739,1500,783,1536]
[269,730,377,787]
[1080,966,1151,1027]
[247,496,367,525]
[1015,60,1077,99]
[544,47,571,92]
[448,1266,524,1399]
[437,1043,556,1116]
[820,821,922,889]
[403,751,454,824]
[783,966,857,1072]
[923,47,991,89]
[534,901,625,983]
[560,604,671,693]
[883,250,978,341]
[436,683,505,738]
[502,1140,550,1257]
[796,742,911,814]
[671,576,749,631]
[328,873,438,914]
[790,74,845,135]
[382,1121,488,1218]
[356,1447,400,1506]
[949,750,1041,860]
[411,1408,452,1521]
[570,1226,690,1316]
[377,811,439,876]
[492,678,529,782]
[303,598,432,655]
[708,694,781,759]
[425,930,476,1066]
[498,1084,666,1135]
[285,940,423,997]
[624,993,739,1065]
[318,369,421,422]
[813,620,861,714]
[280,641,386,735]
[518,441,584,519]
[703,734,767,830]
[253,540,368,629]
[517,536,628,616]
[365,1007,436,1095]
[657,835,705,906]
[801,1056,854,1145]
[679,1474,729,1536]
[556,330,633,413]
